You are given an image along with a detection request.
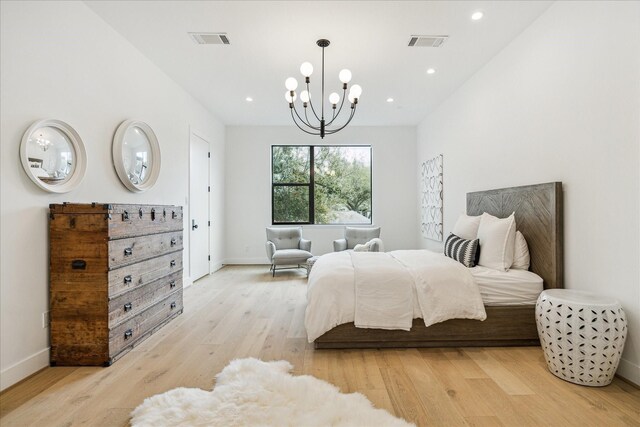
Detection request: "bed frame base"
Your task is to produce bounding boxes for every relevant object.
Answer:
[314,306,539,349]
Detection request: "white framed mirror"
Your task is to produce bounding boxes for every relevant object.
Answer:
[20,119,87,193]
[112,120,161,192]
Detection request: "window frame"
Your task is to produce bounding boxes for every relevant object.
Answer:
[271,144,372,225]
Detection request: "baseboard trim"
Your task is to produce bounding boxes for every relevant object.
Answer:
[616,357,640,386]
[0,347,50,391]
[210,262,223,273]
[183,276,193,289]
[223,258,270,265]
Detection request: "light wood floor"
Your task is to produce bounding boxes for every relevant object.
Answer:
[1,265,638,426]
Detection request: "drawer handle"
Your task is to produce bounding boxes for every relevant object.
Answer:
[138,208,143,219]
[124,302,132,312]
[124,329,133,340]
[170,238,177,247]
[124,275,132,285]
[170,260,176,267]
[122,210,129,221]
[163,209,167,219]
[124,248,133,257]
[71,259,86,270]
[151,208,156,221]
[172,210,177,219]
[170,302,177,309]
[170,280,176,289]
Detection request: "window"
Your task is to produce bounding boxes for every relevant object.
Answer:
[272,145,372,225]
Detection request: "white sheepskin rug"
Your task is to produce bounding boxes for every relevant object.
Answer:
[130,357,414,427]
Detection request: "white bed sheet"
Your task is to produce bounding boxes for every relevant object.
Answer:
[470,266,543,306]
[305,250,486,342]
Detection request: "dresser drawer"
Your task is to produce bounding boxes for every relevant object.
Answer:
[109,271,182,327]
[108,251,183,297]
[108,204,183,239]
[109,290,183,358]
[109,231,183,269]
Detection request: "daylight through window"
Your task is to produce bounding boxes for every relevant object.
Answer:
[272,145,372,224]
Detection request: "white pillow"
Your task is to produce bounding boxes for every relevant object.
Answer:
[477,212,516,271]
[353,241,371,252]
[512,231,530,270]
[452,214,482,240]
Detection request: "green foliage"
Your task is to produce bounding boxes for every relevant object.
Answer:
[314,147,371,224]
[272,146,309,183]
[273,186,309,222]
[272,145,371,224]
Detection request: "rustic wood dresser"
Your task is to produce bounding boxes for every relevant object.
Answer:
[49,203,184,366]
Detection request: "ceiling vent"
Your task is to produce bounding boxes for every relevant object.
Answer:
[408,35,448,47]
[189,32,230,45]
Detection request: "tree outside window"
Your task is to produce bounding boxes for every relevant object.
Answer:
[272,145,372,224]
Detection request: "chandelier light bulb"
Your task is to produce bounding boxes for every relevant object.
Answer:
[329,92,340,105]
[285,77,298,91]
[348,92,356,103]
[349,84,362,99]
[285,91,297,103]
[300,62,314,77]
[300,90,310,103]
[339,69,352,84]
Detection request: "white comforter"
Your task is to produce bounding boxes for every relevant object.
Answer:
[305,250,487,342]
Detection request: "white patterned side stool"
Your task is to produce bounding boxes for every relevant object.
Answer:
[536,289,627,386]
[306,256,320,277]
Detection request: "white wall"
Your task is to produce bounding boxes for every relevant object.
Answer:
[225,126,417,263]
[417,1,640,383]
[0,1,225,390]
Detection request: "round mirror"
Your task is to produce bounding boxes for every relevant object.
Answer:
[112,120,161,192]
[20,119,87,193]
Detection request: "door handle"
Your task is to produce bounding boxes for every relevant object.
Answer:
[192,219,198,230]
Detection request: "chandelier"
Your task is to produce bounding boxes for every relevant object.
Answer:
[32,133,52,151]
[285,39,362,138]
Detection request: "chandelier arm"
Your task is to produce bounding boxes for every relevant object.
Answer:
[294,104,320,130]
[304,106,321,130]
[325,105,357,134]
[306,81,322,122]
[291,108,320,135]
[325,88,348,126]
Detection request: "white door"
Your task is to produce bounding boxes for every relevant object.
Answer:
[189,131,210,281]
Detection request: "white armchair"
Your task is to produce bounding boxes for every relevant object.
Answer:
[333,227,383,252]
[266,227,313,276]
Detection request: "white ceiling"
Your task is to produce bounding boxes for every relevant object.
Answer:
[85,1,552,126]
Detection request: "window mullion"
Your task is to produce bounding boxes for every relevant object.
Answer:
[309,145,315,224]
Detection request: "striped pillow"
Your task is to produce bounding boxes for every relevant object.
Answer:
[444,233,480,268]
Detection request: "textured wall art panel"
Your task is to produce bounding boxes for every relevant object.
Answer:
[421,154,443,241]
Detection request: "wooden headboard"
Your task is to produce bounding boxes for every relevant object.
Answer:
[467,182,563,289]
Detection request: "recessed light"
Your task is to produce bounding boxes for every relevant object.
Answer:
[426,68,436,75]
[471,11,484,21]
[386,98,394,103]
[245,97,253,102]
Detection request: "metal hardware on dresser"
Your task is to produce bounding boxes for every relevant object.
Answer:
[49,203,184,366]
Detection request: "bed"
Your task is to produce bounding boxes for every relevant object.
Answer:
[309,182,563,349]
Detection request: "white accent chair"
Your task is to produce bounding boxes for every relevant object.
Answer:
[266,227,313,276]
[333,227,383,252]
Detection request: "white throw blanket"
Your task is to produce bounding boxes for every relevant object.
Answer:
[351,252,414,331]
[391,250,487,327]
[305,250,486,342]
